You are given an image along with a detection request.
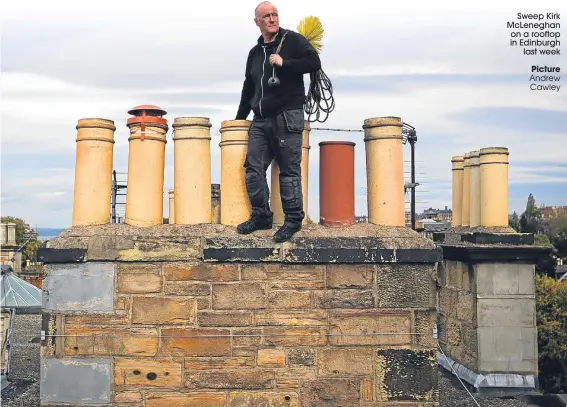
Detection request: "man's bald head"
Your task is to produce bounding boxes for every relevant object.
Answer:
[255,1,276,18]
[254,1,279,39]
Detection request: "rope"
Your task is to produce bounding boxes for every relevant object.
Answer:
[437,343,481,407]
[304,68,335,123]
[310,127,363,132]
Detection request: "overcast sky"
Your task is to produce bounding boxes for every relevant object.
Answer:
[1,0,566,228]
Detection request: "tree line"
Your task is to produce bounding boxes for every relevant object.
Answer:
[509,194,567,394]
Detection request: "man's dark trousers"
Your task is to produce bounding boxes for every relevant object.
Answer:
[244,108,305,227]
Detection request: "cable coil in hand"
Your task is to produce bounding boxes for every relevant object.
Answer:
[305,69,335,123]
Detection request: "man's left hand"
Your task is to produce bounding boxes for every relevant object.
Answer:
[269,54,283,67]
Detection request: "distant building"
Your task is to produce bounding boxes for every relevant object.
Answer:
[540,205,567,219]
[0,223,22,273]
[422,206,452,222]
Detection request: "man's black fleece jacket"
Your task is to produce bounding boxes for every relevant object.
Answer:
[236,27,321,120]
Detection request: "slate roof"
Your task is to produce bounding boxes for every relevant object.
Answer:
[0,265,42,309]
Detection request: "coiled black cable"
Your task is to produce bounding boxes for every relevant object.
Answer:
[304,68,335,123]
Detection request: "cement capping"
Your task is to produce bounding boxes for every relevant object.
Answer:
[438,352,537,395]
[38,223,441,264]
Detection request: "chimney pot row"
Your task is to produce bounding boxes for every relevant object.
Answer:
[451,147,509,228]
[71,109,411,229]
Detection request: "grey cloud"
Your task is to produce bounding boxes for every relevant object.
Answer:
[446,106,567,134]
[329,74,526,95]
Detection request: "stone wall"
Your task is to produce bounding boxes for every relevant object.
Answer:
[435,230,549,395]
[437,260,478,371]
[38,223,441,407]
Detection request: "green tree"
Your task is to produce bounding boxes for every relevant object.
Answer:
[553,230,567,260]
[545,215,567,239]
[536,274,567,393]
[520,193,541,234]
[534,234,551,247]
[509,211,521,232]
[1,216,42,266]
[534,234,556,278]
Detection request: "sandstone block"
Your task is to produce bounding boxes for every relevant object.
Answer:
[438,287,458,319]
[312,289,375,308]
[241,264,324,281]
[276,379,299,389]
[131,297,196,325]
[414,310,437,348]
[447,318,462,346]
[318,348,373,376]
[232,328,263,347]
[300,378,361,407]
[119,262,161,274]
[258,349,286,367]
[457,291,474,322]
[165,281,210,296]
[233,348,257,358]
[118,272,162,294]
[196,297,212,310]
[276,367,317,379]
[255,311,327,326]
[229,391,299,407]
[114,391,142,403]
[363,378,373,401]
[185,357,254,370]
[145,392,226,407]
[329,310,411,346]
[116,296,130,311]
[64,327,158,357]
[287,348,316,366]
[444,260,461,288]
[198,311,253,327]
[64,313,129,326]
[161,328,230,357]
[118,238,201,261]
[165,263,239,281]
[326,264,374,288]
[268,290,311,309]
[212,283,267,309]
[114,358,182,387]
[375,349,438,402]
[185,370,275,390]
[375,264,435,308]
[264,328,327,347]
[268,281,325,290]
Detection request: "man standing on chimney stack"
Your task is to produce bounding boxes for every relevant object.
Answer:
[234,1,321,243]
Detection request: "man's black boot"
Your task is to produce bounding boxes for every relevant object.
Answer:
[236,215,273,235]
[273,223,301,243]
